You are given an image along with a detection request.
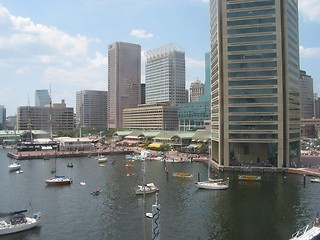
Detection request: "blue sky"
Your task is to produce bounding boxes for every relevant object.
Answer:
[0,0,319,116]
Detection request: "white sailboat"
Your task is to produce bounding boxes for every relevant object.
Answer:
[0,210,41,236]
[195,158,229,190]
[8,161,21,171]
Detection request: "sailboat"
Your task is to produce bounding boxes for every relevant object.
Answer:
[46,157,72,185]
[135,158,158,195]
[96,131,107,163]
[195,158,229,190]
[8,161,21,171]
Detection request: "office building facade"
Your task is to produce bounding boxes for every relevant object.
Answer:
[123,102,178,131]
[17,100,74,133]
[145,44,186,106]
[190,81,205,103]
[300,70,314,119]
[76,90,108,130]
[210,0,300,168]
[107,42,141,129]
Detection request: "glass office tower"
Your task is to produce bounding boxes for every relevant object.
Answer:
[209,0,300,168]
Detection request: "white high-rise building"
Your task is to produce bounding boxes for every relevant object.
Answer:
[145,44,186,106]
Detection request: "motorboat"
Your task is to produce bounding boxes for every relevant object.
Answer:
[8,162,21,171]
[238,175,262,181]
[135,183,159,195]
[0,211,41,236]
[173,172,193,178]
[45,175,72,185]
[310,178,320,183]
[91,188,100,195]
[67,162,73,168]
[195,179,229,190]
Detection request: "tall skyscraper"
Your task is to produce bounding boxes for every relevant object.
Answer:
[35,90,51,107]
[0,105,6,130]
[145,44,186,106]
[107,42,141,129]
[76,90,108,130]
[209,0,300,168]
[300,70,314,119]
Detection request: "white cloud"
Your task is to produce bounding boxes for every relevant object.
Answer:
[0,5,92,64]
[131,29,154,39]
[299,0,320,23]
[300,45,320,58]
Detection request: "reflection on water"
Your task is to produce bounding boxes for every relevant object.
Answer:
[0,149,319,240]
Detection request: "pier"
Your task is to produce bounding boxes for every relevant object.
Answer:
[7,148,133,160]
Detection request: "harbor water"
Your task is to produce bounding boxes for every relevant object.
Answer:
[0,148,320,240]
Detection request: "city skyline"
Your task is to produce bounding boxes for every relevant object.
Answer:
[0,0,319,116]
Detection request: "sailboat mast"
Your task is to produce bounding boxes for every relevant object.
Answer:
[49,86,53,140]
[143,158,147,240]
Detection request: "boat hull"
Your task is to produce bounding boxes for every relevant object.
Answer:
[195,181,228,190]
[0,214,40,236]
[45,178,72,185]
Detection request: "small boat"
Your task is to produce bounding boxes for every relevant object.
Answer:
[15,170,23,174]
[310,178,320,183]
[195,179,229,190]
[99,163,105,167]
[80,182,86,186]
[238,175,262,181]
[173,172,193,178]
[91,188,100,195]
[135,183,159,195]
[0,211,41,236]
[67,163,73,168]
[8,162,21,171]
[51,168,56,173]
[97,155,108,163]
[45,175,72,185]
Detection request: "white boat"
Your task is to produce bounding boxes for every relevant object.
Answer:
[310,178,320,183]
[45,176,72,185]
[8,162,21,171]
[16,170,23,174]
[195,158,229,190]
[0,212,41,236]
[97,155,108,163]
[135,183,159,195]
[195,179,229,190]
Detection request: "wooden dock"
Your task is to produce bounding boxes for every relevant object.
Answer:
[7,149,133,160]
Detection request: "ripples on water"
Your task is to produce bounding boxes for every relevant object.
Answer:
[1,149,320,240]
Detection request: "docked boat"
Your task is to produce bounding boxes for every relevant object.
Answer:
[195,179,229,190]
[8,162,21,171]
[0,211,41,236]
[310,178,320,183]
[173,172,193,178]
[135,183,159,195]
[45,175,72,185]
[238,175,262,181]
